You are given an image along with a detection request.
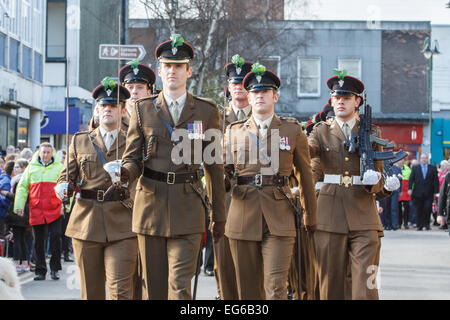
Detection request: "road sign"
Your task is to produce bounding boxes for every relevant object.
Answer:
[99,44,146,60]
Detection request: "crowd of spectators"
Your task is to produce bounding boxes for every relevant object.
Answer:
[378,154,450,233]
[0,144,73,278]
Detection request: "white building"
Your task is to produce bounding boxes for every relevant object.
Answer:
[0,0,44,152]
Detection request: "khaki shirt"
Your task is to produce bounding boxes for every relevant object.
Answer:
[308,119,385,234]
[58,127,135,242]
[224,114,317,241]
[121,91,226,237]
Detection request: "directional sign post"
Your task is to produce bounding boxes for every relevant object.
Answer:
[99,44,146,61]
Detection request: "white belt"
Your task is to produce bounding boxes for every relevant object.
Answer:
[323,174,364,187]
[315,182,324,190]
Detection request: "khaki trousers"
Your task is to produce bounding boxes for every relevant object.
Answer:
[213,234,239,300]
[314,230,380,300]
[138,233,202,300]
[229,221,295,300]
[72,237,138,300]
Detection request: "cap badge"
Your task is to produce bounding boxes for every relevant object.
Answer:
[231,54,245,76]
[127,59,141,75]
[101,77,116,97]
[252,62,266,84]
[133,67,139,75]
[333,68,347,88]
[170,33,185,56]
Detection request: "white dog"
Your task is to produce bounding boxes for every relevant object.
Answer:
[0,257,24,300]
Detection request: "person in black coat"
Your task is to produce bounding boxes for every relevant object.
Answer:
[408,154,439,231]
[437,171,450,232]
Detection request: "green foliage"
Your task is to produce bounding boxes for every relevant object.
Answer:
[127,59,141,69]
[333,69,347,80]
[251,63,266,77]
[101,77,116,91]
[170,34,184,48]
[231,54,245,68]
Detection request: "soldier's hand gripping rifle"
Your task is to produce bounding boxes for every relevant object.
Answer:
[344,91,396,181]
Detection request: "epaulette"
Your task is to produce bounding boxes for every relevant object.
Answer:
[229,118,247,128]
[74,130,89,136]
[280,116,300,124]
[193,96,217,109]
[315,121,329,127]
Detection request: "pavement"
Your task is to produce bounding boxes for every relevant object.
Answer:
[18,227,450,300]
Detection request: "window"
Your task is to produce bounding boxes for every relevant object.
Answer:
[8,0,19,37]
[0,33,5,67]
[8,117,16,146]
[33,0,42,52]
[18,118,28,147]
[9,38,19,72]
[297,57,320,97]
[22,45,32,78]
[0,0,9,31]
[257,56,281,76]
[0,114,6,150]
[21,0,32,45]
[46,0,66,60]
[337,58,361,79]
[33,51,42,81]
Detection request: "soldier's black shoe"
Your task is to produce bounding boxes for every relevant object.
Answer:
[204,269,214,276]
[64,255,74,262]
[416,227,423,231]
[50,270,60,280]
[34,274,45,281]
[425,226,431,230]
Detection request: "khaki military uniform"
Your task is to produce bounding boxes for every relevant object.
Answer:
[224,115,317,300]
[121,91,226,300]
[212,105,250,300]
[308,119,385,300]
[58,128,138,300]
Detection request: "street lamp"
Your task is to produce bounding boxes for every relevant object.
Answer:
[422,37,440,160]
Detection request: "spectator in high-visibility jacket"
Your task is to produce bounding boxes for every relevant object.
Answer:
[398,160,412,229]
[14,142,63,281]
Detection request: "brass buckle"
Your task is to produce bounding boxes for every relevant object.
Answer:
[255,174,263,187]
[97,190,105,202]
[167,172,176,185]
[341,175,352,188]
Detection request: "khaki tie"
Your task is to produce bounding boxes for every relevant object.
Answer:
[343,123,351,140]
[170,101,179,124]
[257,124,269,137]
[237,110,245,121]
[105,132,114,151]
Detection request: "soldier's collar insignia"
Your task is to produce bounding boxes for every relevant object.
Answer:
[170,33,184,55]
[333,69,347,87]
[252,63,266,83]
[231,54,245,75]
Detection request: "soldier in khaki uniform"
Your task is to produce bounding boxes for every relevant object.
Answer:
[213,55,253,300]
[308,73,396,300]
[119,59,156,132]
[224,65,317,300]
[120,35,226,300]
[56,79,138,300]
[119,59,156,300]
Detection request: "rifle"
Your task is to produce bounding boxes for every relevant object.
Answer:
[344,91,396,179]
[383,150,408,178]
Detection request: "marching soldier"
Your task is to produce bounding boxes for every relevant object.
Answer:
[308,72,393,300]
[119,59,156,132]
[224,64,317,300]
[119,59,155,299]
[214,54,253,300]
[120,34,226,300]
[56,79,138,300]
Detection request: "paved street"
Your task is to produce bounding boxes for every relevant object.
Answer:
[18,228,450,300]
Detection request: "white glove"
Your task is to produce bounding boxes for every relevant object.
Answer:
[362,170,381,185]
[54,183,68,201]
[384,176,400,191]
[290,186,299,194]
